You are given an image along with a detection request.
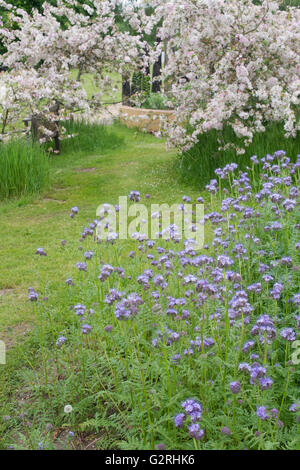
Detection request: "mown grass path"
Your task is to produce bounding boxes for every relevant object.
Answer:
[0,124,201,345]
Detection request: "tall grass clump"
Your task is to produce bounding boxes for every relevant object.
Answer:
[177,123,300,188]
[59,120,124,156]
[0,138,50,200]
[5,149,299,450]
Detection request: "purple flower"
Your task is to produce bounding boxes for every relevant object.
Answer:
[181,399,202,421]
[251,315,276,340]
[98,264,114,281]
[238,362,251,373]
[155,443,166,450]
[250,353,259,361]
[280,257,292,266]
[129,190,140,202]
[73,304,86,316]
[71,206,79,214]
[217,255,234,268]
[76,262,87,272]
[250,364,267,384]
[259,377,273,390]
[228,290,253,320]
[56,336,66,347]
[230,381,241,394]
[174,413,185,428]
[35,248,47,256]
[262,274,273,283]
[289,402,300,412]
[247,283,261,294]
[283,199,296,212]
[84,251,94,260]
[172,354,181,363]
[206,179,218,194]
[270,408,279,418]
[28,288,38,301]
[81,324,92,334]
[184,348,194,356]
[221,426,232,435]
[188,423,204,440]
[105,288,122,305]
[257,406,269,421]
[292,294,300,306]
[242,340,255,353]
[114,293,143,320]
[270,221,282,231]
[280,328,296,342]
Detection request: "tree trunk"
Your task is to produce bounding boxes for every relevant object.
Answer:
[76,68,82,82]
[152,54,162,93]
[163,39,171,93]
[1,109,8,135]
[122,74,131,105]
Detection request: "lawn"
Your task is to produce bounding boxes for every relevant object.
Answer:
[0,123,299,450]
[0,124,200,335]
[0,123,207,449]
[1,0,299,453]
[69,70,122,103]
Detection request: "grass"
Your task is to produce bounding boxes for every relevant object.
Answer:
[0,139,50,200]
[69,70,122,104]
[0,136,299,450]
[0,122,124,202]
[58,120,124,157]
[0,124,192,331]
[0,124,205,449]
[177,123,300,188]
[0,119,299,450]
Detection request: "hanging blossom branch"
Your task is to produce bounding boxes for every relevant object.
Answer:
[142,0,300,153]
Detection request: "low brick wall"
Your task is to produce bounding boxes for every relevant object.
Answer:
[119,105,175,133]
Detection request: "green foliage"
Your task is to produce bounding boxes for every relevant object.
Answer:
[131,71,151,96]
[141,92,169,110]
[279,0,300,8]
[177,123,300,187]
[0,125,196,450]
[141,74,151,95]
[5,0,45,11]
[131,71,143,95]
[1,149,299,450]
[0,138,50,199]
[0,121,123,200]
[252,0,300,6]
[0,123,299,450]
[58,120,124,156]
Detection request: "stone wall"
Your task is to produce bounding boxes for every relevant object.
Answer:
[119,105,175,133]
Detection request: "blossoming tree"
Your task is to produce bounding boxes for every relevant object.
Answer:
[145,0,300,153]
[0,0,147,141]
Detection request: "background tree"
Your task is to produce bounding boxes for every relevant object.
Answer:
[0,0,145,137]
[146,0,300,152]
